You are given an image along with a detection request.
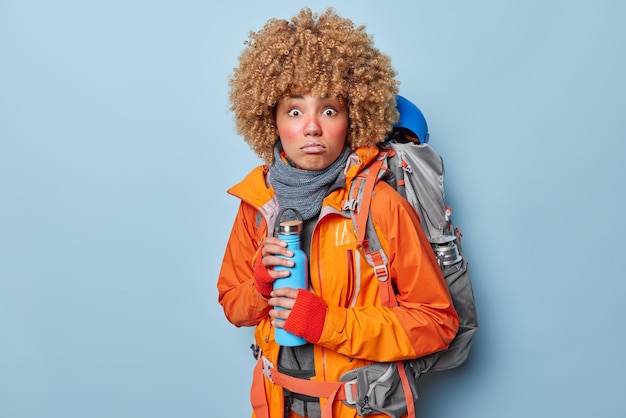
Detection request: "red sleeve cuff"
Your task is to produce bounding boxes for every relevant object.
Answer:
[284,290,327,343]
[253,253,273,298]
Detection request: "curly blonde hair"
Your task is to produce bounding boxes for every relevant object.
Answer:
[229,7,399,164]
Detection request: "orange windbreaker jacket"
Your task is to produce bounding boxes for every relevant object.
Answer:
[217,146,458,417]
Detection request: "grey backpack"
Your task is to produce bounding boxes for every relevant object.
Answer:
[339,99,478,417]
[379,140,478,374]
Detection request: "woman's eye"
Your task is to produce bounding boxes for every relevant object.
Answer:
[288,109,301,117]
[323,108,338,116]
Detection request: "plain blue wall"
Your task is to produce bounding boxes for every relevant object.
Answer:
[2,1,625,417]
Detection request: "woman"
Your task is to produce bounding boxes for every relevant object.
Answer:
[217,8,458,418]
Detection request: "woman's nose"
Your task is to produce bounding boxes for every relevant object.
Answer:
[304,117,322,136]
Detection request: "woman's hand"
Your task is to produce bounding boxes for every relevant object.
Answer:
[268,287,299,328]
[260,237,294,279]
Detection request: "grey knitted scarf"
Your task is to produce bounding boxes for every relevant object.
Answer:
[269,143,352,221]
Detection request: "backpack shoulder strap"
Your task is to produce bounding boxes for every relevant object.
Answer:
[346,149,398,308]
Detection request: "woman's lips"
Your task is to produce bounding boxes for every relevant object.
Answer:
[301,142,326,154]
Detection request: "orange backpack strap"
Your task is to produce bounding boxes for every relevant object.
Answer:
[397,361,416,418]
[348,150,398,309]
[353,151,388,246]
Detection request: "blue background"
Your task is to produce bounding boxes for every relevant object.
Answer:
[2,1,625,417]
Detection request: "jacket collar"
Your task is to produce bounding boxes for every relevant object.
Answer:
[227,145,381,209]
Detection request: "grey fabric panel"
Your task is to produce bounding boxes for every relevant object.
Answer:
[385,142,449,241]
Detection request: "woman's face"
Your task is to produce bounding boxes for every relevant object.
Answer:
[275,94,349,171]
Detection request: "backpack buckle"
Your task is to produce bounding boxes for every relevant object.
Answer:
[374,263,388,281]
[342,198,358,211]
[343,379,358,405]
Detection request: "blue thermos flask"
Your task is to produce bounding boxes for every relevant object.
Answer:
[273,208,308,347]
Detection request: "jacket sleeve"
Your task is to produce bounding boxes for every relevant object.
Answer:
[217,201,271,327]
[317,183,459,361]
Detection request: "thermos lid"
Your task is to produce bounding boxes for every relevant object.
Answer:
[279,220,302,234]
